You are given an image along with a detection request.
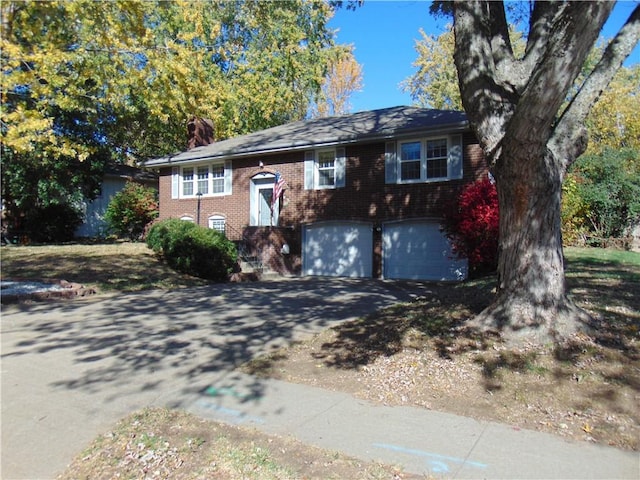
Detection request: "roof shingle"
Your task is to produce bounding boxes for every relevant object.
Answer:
[145,106,468,166]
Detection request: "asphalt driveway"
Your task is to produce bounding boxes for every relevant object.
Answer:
[1,277,424,479]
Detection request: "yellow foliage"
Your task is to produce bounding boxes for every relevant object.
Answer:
[1,0,340,163]
[586,65,640,154]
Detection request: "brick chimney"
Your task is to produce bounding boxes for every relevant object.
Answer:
[187,117,215,150]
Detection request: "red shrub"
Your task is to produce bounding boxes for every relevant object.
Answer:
[442,177,499,277]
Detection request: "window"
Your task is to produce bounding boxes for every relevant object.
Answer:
[304,148,346,190]
[197,166,209,194]
[172,161,232,199]
[211,164,224,193]
[400,141,421,181]
[317,150,336,187]
[182,167,194,195]
[387,135,463,184]
[426,138,448,179]
[208,215,226,234]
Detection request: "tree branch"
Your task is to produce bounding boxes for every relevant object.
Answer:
[508,1,612,149]
[520,1,566,80]
[453,1,515,162]
[551,4,640,166]
[487,2,518,86]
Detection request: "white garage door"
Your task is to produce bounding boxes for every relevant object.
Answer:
[303,222,373,278]
[383,220,467,281]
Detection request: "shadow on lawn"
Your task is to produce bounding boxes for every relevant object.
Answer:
[311,257,640,390]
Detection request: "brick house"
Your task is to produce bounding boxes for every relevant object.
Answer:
[144,106,488,280]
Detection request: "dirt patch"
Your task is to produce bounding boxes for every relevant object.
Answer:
[59,408,419,480]
[243,274,640,452]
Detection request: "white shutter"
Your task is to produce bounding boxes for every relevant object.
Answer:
[385,141,397,184]
[171,167,179,199]
[449,135,463,180]
[335,147,346,188]
[224,160,232,194]
[304,151,315,190]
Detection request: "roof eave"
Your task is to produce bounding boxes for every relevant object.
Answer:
[143,120,469,168]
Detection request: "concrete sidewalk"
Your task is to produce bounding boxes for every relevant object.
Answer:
[180,371,639,480]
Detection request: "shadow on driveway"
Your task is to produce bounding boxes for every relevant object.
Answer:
[2,277,425,401]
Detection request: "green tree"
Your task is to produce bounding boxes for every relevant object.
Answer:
[104,182,159,240]
[403,24,525,110]
[1,0,340,232]
[441,1,639,345]
[567,148,640,241]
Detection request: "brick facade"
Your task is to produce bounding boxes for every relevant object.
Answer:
[156,132,487,276]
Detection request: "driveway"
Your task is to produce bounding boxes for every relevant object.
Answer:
[1,277,424,479]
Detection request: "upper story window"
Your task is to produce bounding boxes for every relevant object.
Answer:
[171,160,232,199]
[317,150,336,187]
[386,134,463,184]
[304,148,346,190]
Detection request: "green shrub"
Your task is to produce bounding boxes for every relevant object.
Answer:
[146,218,196,253]
[146,219,237,281]
[24,203,84,243]
[105,182,158,240]
[563,148,640,243]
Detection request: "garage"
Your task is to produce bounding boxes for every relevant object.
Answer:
[383,220,467,281]
[303,221,373,278]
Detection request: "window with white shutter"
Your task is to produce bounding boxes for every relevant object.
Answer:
[303,148,346,190]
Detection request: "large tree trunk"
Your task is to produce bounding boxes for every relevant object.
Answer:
[452,1,639,346]
[469,143,592,345]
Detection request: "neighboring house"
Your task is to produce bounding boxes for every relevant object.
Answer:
[144,106,488,280]
[75,164,158,238]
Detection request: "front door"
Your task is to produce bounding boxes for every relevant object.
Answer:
[258,187,273,226]
[250,174,277,226]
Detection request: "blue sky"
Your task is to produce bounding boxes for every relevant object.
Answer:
[329,1,640,113]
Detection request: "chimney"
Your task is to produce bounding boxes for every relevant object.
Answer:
[187,117,215,150]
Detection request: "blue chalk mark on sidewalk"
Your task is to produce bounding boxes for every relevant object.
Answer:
[196,399,265,425]
[373,443,488,474]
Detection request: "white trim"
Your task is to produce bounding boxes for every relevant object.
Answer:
[250,173,277,227]
[177,161,231,198]
[208,215,226,233]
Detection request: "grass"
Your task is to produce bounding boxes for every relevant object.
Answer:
[0,241,210,292]
[59,408,414,480]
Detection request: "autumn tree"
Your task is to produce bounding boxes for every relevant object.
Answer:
[311,45,364,117]
[585,64,640,154]
[404,21,638,153]
[1,0,340,232]
[444,1,639,345]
